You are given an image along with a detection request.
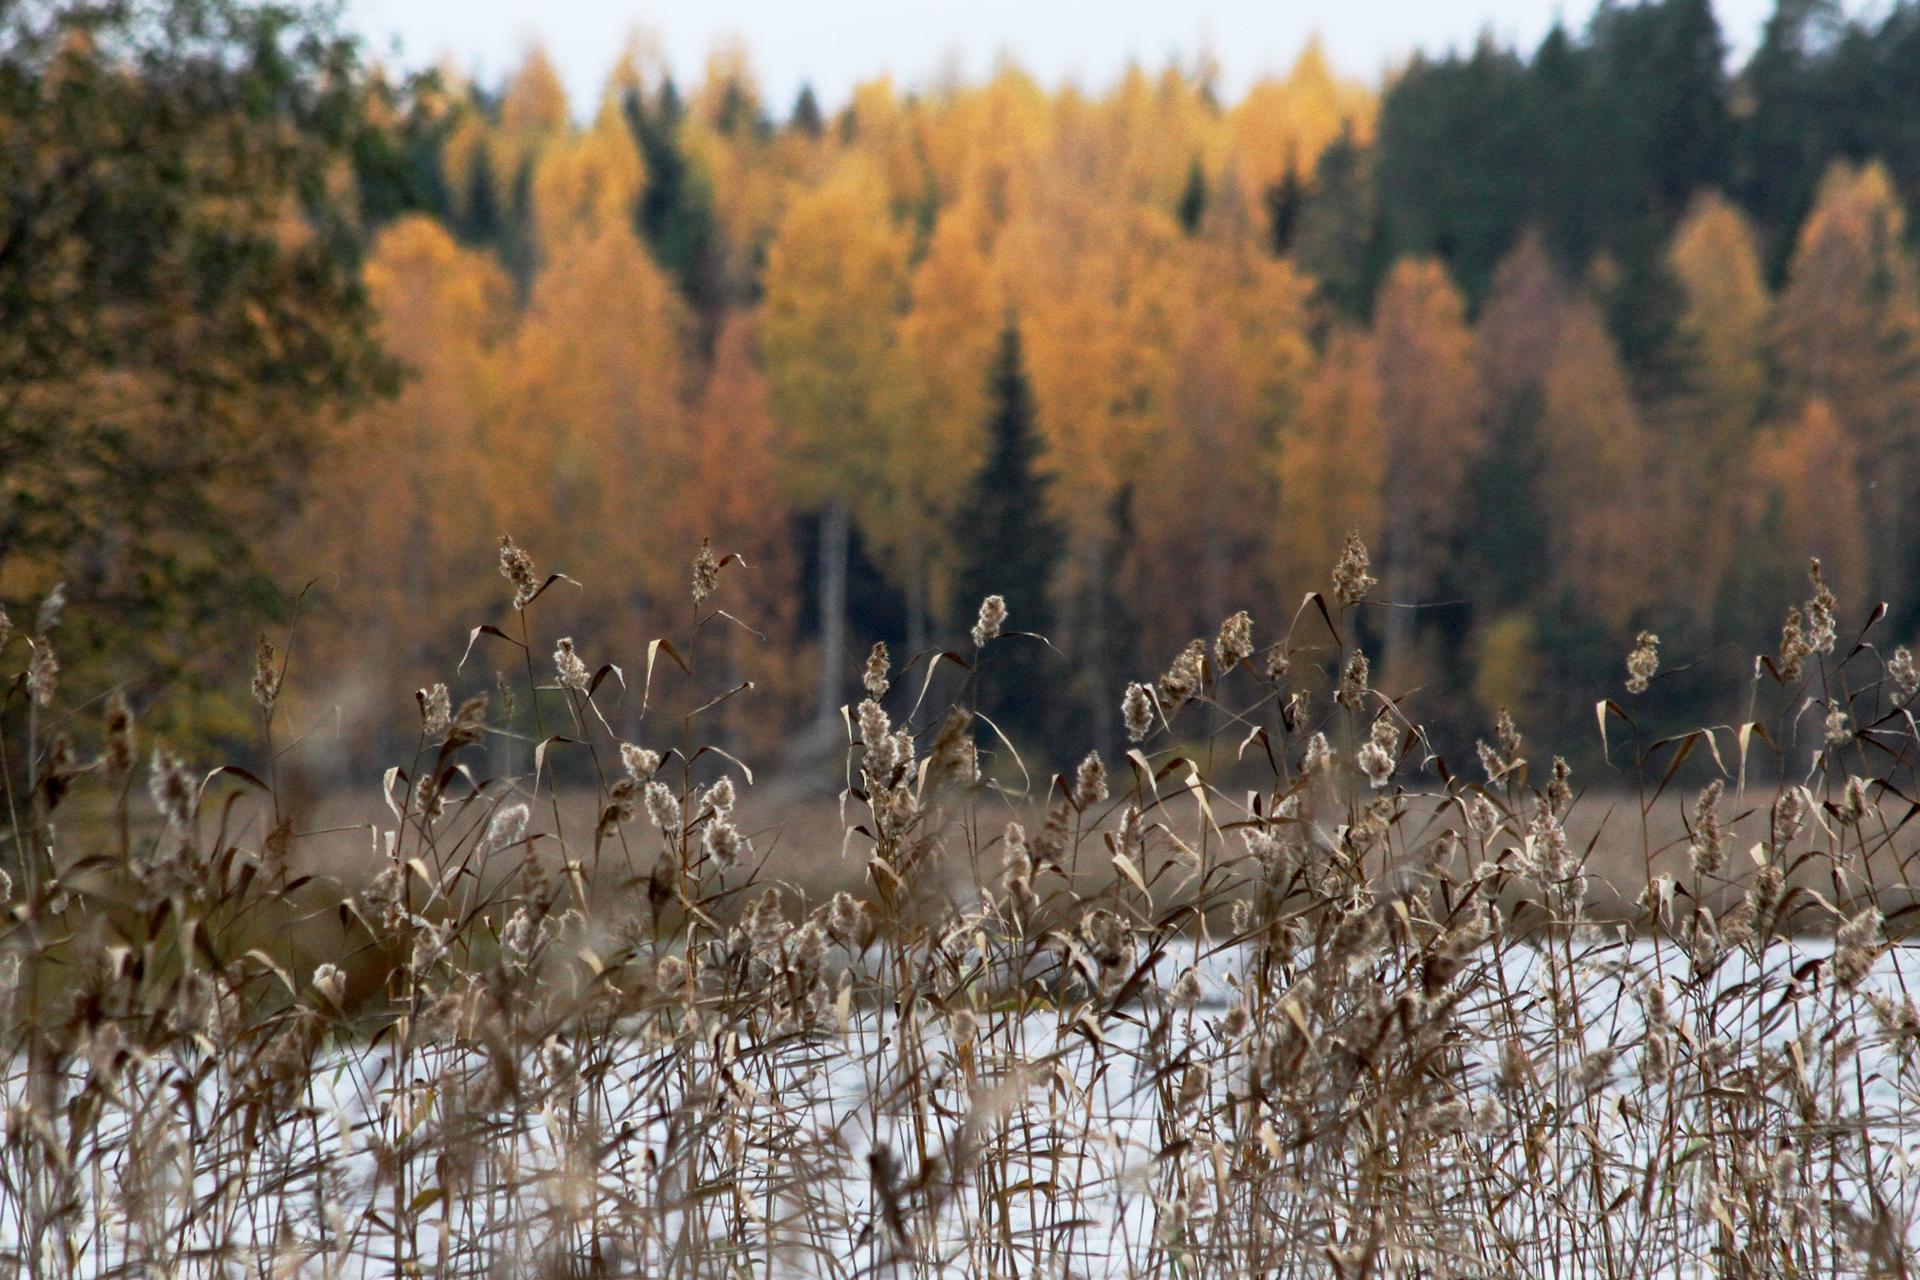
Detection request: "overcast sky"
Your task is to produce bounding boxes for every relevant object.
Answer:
[343,0,1785,113]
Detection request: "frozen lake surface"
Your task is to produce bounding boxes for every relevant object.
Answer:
[3,932,1916,1278]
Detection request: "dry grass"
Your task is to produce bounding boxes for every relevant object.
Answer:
[0,544,1916,1278]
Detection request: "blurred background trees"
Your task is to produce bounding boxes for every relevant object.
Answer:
[15,0,1920,773]
[0,0,392,736]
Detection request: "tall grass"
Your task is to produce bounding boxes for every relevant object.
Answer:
[0,539,1915,1277]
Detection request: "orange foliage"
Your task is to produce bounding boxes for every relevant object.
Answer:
[1750,398,1868,609]
[1775,161,1920,602]
[1538,301,1669,627]
[1275,329,1385,601]
[279,42,1910,752]
[290,217,514,734]
[500,223,689,617]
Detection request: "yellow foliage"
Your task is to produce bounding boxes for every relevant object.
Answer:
[896,199,1001,602]
[760,153,912,519]
[439,113,491,226]
[1750,398,1869,609]
[1373,258,1483,588]
[1275,329,1385,598]
[1671,191,1769,436]
[500,44,571,139]
[1539,300,1669,627]
[281,40,1897,752]
[916,66,1052,224]
[1667,192,1771,610]
[1473,611,1540,725]
[501,222,689,612]
[530,104,647,258]
[1229,39,1376,211]
[1775,160,1920,601]
[291,217,515,729]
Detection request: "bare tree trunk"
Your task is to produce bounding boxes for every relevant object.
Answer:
[815,500,850,734]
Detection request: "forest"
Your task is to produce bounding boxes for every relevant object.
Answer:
[10,0,1920,771]
[9,5,1920,1275]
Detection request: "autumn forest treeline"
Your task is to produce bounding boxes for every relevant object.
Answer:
[11,0,1920,774]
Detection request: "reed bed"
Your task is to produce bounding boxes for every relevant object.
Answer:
[0,538,1915,1278]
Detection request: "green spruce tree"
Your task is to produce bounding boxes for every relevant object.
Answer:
[1177,157,1208,235]
[1295,123,1385,320]
[789,83,826,138]
[953,320,1062,757]
[454,131,505,252]
[623,78,724,330]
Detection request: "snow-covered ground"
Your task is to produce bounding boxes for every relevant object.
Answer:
[3,934,1915,1277]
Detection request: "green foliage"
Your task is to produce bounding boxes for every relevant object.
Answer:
[1374,40,1538,301]
[352,73,458,229]
[623,78,724,320]
[1176,158,1207,236]
[788,82,825,138]
[1293,123,1384,320]
[454,108,507,252]
[953,322,1062,754]
[1370,0,1920,306]
[0,0,393,710]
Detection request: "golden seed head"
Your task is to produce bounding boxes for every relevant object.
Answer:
[479,802,530,858]
[1625,630,1659,695]
[1122,682,1154,743]
[25,638,56,708]
[1689,780,1726,876]
[1357,741,1393,789]
[692,537,720,606]
[498,535,538,610]
[1333,530,1376,607]
[971,594,1007,647]
[863,641,891,698]
[643,781,682,833]
[35,582,66,635]
[1214,610,1253,670]
[419,682,451,735]
[103,689,136,776]
[1337,649,1370,711]
[553,638,590,692]
[1891,645,1919,699]
[1158,640,1207,715]
[703,819,746,870]
[621,742,662,781]
[1072,750,1108,809]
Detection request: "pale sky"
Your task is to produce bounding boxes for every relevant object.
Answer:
[343,0,1787,114]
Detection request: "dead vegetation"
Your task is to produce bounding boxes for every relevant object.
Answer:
[0,539,1916,1278]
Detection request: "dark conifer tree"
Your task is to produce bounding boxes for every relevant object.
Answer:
[1264,167,1302,255]
[351,77,454,230]
[1578,0,1732,260]
[503,155,538,298]
[1375,40,1537,301]
[455,133,504,253]
[1736,0,1842,271]
[1177,158,1208,235]
[1527,21,1594,265]
[952,320,1063,756]
[623,78,724,326]
[790,83,825,138]
[1295,123,1385,320]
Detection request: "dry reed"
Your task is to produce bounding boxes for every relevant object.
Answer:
[0,545,1914,1278]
